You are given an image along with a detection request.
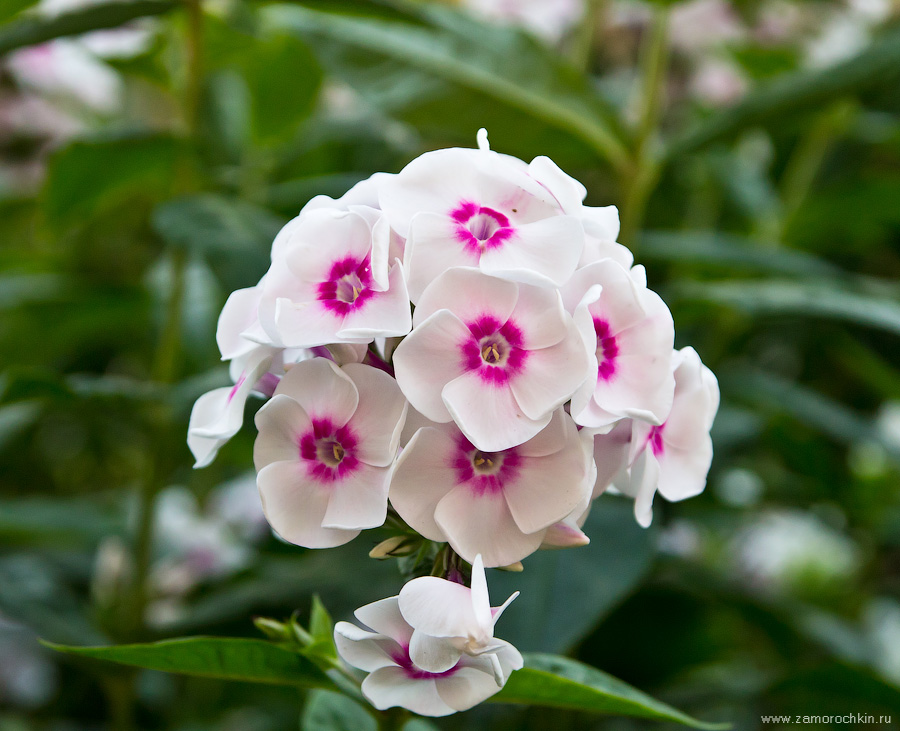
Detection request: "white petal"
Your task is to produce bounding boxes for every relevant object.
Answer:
[442,372,551,452]
[399,576,479,639]
[591,420,633,498]
[283,209,374,284]
[469,554,493,633]
[413,267,519,328]
[405,212,480,303]
[657,440,713,502]
[435,486,544,567]
[216,285,261,360]
[629,449,660,528]
[361,667,456,717]
[506,284,568,350]
[503,421,590,534]
[508,318,591,421]
[321,463,390,530]
[409,631,462,674]
[527,155,586,212]
[480,216,583,288]
[354,597,413,646]
[333,622,400,672]
[273,358,359,427]
[662,347,720,450]
[273,298,350,349]
[393,310,471,422]
[252,395,310,471]
[516,408,569,458]
[389,427,459,542]
[434,665,501,711]
[342,363,408,467]
[256,461,359,548]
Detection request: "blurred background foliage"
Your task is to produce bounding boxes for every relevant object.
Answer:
[1,0,899,728]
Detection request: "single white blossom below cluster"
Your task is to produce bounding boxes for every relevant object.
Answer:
[334,555,522,716]
[187,129,719,716]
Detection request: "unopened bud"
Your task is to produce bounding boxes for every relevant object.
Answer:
[541,521,590,549]
[369,535,417,559]
[254,616,289,640]
[496,561,524,572]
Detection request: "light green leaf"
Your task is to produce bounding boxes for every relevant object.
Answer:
[490,496,655,653]
[300,690,375,731]
[0,495,123,546]
[722,367,900,464]
[241,33,322,145]
[671,280,900,338]
[45,637,334,688]
[265,5,629,171]
[309,595,334,645]
[668,27,900,158]
[43,134,185,232]
[0,0,175,55]
[0,0,39,26]
[491,654,728,729]
[639,231,840,279]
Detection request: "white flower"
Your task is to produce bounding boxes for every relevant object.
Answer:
[461,0,585,43]
[393,267,591,451]
[255,207,411,349]
[334,555,522,716]
[188,348,276,468]
[621,347,719,527]
[390,409,593,567]
[526,156,633,269]
[562,259,675,430]
[379,132,585,302]
[253,358,407,548]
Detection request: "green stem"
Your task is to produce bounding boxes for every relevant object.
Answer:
[619,7,669,251]
[569,0,605,72]
[769,100,855,242]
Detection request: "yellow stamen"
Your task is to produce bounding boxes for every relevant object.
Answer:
[474,457,486,467]
[332,444,344,462]
[351,286,361,301]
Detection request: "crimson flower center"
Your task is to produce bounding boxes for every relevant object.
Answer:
[480,336,509,365]
[334,272,365,304]
[472,450,504,475]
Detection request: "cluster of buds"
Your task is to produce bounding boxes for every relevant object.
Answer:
[188,130,719,715]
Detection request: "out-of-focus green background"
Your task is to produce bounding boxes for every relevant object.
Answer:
[1,0,899,728]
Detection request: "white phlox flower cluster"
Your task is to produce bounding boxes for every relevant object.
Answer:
[187,129,719,715]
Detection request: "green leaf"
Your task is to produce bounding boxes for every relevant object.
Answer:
[722,367,900,464]
[43,134,185,232]
[670,279,900,338]
[490,496,655,653]
[0,495,124,546]
[241,33,322,145]
[151,194,284,290]
[300,690,376,731]
[0,0,176,55]
[491,654,727,729]
[44,637,334,688]
[309,595,334,645]
[0,0,39,26]
[668,27,900,158]
[265,5,630,171]
[639,231,841,278]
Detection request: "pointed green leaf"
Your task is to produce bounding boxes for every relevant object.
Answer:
[491,654,728,729]
[0,0,176,55]
[265,5,629,171]
[309,595,334,645]
[301,690,376,731]
[668,27,900,158]
[671,280,900,338]
[44,637,334,688]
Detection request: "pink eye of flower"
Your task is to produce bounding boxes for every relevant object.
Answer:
[391,645,459,680]
[450,435,520,495]
[593,317,619,381]
[317,256,375,316]
[450,200,516,253]
[298,418,360,482]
